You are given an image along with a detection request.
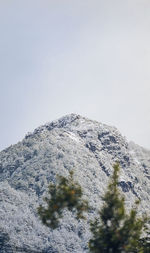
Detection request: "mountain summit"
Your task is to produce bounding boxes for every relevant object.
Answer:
[0,114,150,252]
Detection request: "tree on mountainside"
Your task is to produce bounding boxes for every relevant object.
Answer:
[37,171,89,229]
[89,163,149,253]
[37,163,150,252]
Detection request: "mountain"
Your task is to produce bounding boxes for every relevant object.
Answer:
[0,114,150,252]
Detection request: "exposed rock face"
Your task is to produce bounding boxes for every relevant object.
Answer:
[0,114,150,252]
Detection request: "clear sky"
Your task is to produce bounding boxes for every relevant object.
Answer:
[0,0,150,151]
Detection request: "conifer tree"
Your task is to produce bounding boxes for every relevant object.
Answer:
[38,164,149,252]
[89,163,148,253]
[38,171,89,229]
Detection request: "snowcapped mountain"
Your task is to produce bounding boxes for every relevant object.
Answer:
[0,114,150,252]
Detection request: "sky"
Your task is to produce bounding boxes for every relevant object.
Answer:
[0,0,150,151]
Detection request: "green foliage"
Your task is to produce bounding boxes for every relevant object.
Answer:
[37,171,89,229]
[89,163,149,253]
[38,164,149,252]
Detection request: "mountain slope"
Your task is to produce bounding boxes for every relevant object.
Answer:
[0,114,150,252]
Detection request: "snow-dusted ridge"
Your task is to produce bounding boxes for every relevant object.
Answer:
[0,114,150,252]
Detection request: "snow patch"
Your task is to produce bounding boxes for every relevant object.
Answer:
[67,132,80,143]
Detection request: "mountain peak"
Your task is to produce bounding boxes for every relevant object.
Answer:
[25,113,83,139]
[25,113,116,141]
[0,114,150,252]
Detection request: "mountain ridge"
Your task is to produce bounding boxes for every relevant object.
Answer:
[0,114,150,252]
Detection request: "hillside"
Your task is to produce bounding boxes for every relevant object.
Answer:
[0,114,150,252]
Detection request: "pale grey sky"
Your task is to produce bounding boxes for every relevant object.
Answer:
[0,0,150,151]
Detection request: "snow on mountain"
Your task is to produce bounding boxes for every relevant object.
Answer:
[0,114,150,252]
